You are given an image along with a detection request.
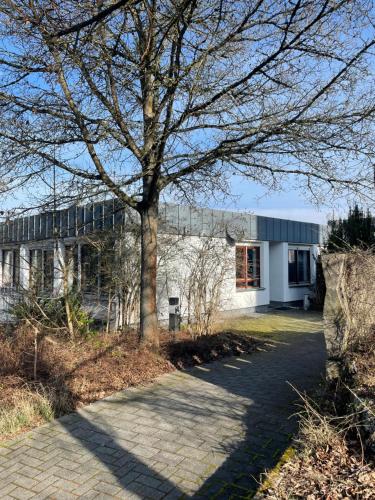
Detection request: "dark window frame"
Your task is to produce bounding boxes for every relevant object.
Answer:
[288,248,311,285]
[236,245,261,289]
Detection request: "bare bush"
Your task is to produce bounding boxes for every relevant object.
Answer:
[182,237,232,338]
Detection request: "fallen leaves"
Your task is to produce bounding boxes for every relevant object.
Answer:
[262,411,374,499]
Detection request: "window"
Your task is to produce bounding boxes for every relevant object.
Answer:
[65,245,79,288]
[81,244,99,293]
[236,245,261,288]
[2,250,19,287]
[13,249,20,286]
[43,250,54,293]
[288,249,311,285]
[29,249,42,291]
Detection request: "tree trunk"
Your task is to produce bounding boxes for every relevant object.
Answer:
[139,200,159,349]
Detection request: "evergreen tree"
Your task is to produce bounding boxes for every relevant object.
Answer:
[327,204,375,251]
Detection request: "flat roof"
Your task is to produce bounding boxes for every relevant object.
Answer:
[0,201,322,245]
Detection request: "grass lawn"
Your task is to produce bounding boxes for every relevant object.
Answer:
[216,309,323,342]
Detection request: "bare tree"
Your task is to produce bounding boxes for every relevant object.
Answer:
[0,1,374,347]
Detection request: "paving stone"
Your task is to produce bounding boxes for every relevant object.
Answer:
[177,467,204,483]
[180,478,199,492]
[92,472,118,484]
[0,324,325,499]
[118,470,140,484]
[177,446,208,461]
[31,475,58,493]
[19,456,44,469]
[153,451,184,467]
[7,486,36,499]
[14,465,41,480]
[50,491,78,500]
[131,444,158,459]
[52,478,79,492]
[129,434,160,447]
[179,458,211,476]
[14,475,38,490]
[128,481,165,499]
[163,487,184,499]
[133,473,162,489]
[26,440,48,451]
[94,481,122,495]
[0,483,17,496]
[72,478,100,496]
[157,480,176,494]
[53,467,81,482]
[33,469,59,482]
[76,490,99,500]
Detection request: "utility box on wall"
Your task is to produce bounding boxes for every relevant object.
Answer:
[168,297,181,331]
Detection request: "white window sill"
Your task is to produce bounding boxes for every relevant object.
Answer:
[236,287,266,292]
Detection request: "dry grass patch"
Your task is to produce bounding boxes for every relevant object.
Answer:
[261,388,375,499]
[0,383,54,439]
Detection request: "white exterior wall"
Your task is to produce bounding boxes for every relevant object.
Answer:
[156,234,270,321]
[269,242,288,302]
[269,242,317,303]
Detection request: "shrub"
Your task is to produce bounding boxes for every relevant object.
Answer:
[12,290,93,339]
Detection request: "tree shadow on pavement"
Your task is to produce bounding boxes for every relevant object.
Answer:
[191,329,326,498]
[47,326,325,499]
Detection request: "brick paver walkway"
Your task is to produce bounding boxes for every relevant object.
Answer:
[0,323,325,499]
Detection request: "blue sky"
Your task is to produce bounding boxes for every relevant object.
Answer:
[203,175,350,225]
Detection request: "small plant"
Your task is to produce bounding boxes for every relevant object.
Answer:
[12,290,94,379]
[12,290,93,339]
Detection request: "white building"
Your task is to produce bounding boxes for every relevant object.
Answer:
[0,201,322,323]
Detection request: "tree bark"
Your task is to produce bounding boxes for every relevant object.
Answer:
[139,199,159,349]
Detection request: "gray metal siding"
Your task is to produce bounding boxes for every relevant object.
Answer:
[0,201,322,245]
